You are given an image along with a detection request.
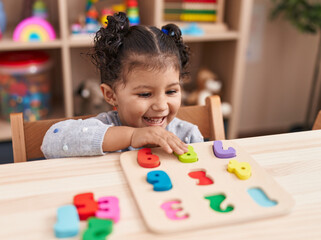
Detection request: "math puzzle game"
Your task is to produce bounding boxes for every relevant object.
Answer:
[120,140,295,234]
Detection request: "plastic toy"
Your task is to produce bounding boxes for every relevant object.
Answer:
[82,218,113,240]
[137,148,160,168]
[227,159,252,180]
[248,188,278,207]
[120,140,295,233]
[73,192,98,221]
[181,23,204,36]
[205,194,234,213]
[213,140,236,158]
[96,196,120,223]
[54,205,79,238]
[188,170,213,185]
[126,0,140,25]
[174,145,198,163]
[13,17,56,42]
[100,8,113,27]
[160,200,189,220]
[147,170,172,191]
[32,0,48,19]
[0,0,6,34]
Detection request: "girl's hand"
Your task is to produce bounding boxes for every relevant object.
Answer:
[131,127,189,155]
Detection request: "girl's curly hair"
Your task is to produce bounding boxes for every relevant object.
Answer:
[91,12,190,89]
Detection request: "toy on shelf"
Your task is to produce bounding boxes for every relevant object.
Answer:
[100,8,113,28]
[13,0,56,42]
[181,23,204,36]
[13,17,56,42]
[77,79,111,115]
[71,0,139,35]
[185,68,232,118]
[32,0,48,19]
[164,0,218,23]
[126,0,140,25]
[0,0,6,39]
[85,5,100,33]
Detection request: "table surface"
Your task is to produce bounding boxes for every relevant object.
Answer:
[1,130,321,240]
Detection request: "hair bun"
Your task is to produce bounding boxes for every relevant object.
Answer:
[106,12,129,36]
[161,24,182,43]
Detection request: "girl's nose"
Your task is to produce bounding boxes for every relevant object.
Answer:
[152,96,168,112]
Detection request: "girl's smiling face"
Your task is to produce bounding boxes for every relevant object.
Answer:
[102,66,181,128]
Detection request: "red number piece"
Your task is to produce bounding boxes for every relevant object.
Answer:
[73,192,98,220]
[188,171,213,185]
[137,148,160,168]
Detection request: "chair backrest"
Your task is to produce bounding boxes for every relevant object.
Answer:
[176,95,225,141]
[10,95,225,163]
[312,110,321,130]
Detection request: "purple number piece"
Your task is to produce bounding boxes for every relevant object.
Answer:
[213,140,236,158]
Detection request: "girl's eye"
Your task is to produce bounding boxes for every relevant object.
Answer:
[138,93,151,98]
[166,90,177,95]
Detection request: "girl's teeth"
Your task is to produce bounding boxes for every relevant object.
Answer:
[144,117,164,123]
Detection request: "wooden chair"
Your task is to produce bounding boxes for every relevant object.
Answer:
[10,95,225,163]
[312,110,321,130]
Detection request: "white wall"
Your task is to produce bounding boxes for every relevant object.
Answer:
[239,0,320,135]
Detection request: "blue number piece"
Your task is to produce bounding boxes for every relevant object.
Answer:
[248,188,278,207]
[54,205,79,238]
[213,140,236,158]
[147,170,172,191]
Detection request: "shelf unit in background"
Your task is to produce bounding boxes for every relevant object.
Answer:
[0,0,253,141]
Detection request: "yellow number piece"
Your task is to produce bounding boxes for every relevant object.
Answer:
[227,159,252,180]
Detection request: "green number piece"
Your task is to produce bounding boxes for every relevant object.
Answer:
[174,145,198,163]
[205,194,234,213]
[82,217,113,240]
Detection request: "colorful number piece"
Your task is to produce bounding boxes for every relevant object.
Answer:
[205,194,234,213]
[161,200,189,220]
[82,217,113,240]
[137,148,160,168]
[248,188,277,207]
[54,205,79,238]
[96,196,120,223]
[73,192,99,221]
[147,170,172,191]
[188,170,213,185]
[227,159,252,180]
[174,145,198,163]
[213,140,236,158]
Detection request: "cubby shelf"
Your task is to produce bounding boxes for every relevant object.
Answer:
[0,0,253,141]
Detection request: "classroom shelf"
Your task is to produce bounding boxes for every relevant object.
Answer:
[0,0,253,140]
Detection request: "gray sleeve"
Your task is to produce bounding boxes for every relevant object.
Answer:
[189,125,204,143]
[41,118,110,159]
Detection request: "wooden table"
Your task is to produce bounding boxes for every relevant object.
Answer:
[1,130,321,239]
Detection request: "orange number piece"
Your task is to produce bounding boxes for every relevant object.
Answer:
[73,192,98,221]
[137,148,160,168]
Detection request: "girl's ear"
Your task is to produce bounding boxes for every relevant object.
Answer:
[100,83,117,106]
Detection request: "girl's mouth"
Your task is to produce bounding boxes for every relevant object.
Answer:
[143,116,166,126]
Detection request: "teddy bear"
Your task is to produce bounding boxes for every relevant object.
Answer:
[184,68,232,118]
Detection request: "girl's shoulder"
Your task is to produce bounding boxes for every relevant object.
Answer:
[95,111,122,126]
[168,117,196,130]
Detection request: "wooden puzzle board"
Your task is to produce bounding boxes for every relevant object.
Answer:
[120,140,295,234]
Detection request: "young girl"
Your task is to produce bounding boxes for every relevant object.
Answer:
[41,12,203,159]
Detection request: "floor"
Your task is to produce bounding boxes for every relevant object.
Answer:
[0,141,13,164]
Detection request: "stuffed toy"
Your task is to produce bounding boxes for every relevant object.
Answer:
[185,68,232,117]
[77,79,111,115]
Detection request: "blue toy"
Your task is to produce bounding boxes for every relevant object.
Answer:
[147,170,172,191]
[0,0,6,34]
[181,23,204,36]
[54,205,80,238]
